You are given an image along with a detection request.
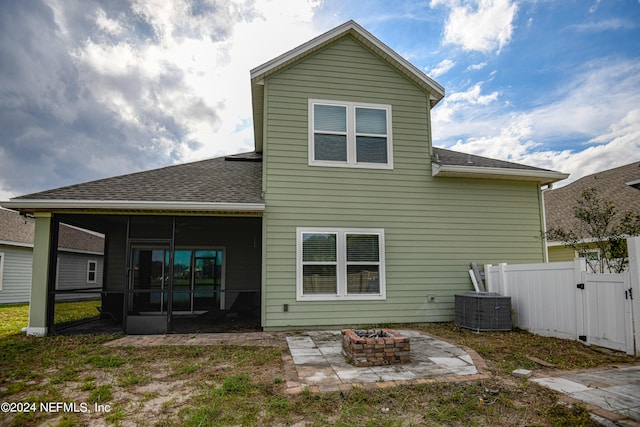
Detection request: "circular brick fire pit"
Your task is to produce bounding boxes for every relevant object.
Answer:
[341,329,410,367]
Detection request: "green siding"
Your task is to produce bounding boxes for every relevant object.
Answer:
[548,245,577,262]
[262,36,545,328]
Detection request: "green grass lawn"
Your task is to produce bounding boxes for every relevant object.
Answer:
[0,300,101,336]
[0,304,635,426]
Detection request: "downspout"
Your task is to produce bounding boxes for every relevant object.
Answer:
[540,185,549,262]
[260,79,268,329]
[426,95,434,158]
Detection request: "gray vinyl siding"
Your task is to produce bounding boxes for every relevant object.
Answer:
[262,36,545,328]
[0,245,32,304]
[55,252,103,301]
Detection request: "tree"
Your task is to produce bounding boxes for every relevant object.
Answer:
[544,187,640,273]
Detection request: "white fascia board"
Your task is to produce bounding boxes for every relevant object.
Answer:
[0,199,266,212]
[432,163,569,185]
[0,240,33,249]
[249,20,444,98]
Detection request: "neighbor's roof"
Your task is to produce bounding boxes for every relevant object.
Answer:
[250,20,446,153]
[0,208,104,253]
[432,147,569,185]
[57,224,105,254]
[545,161,640,236]
[2,153,264,214]
[0,208,33,245]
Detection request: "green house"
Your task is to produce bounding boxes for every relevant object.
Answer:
[2,21,567,336]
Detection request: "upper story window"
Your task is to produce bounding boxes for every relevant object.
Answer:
[309,99,393,169]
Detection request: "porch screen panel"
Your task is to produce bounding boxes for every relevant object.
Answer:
[172,250,192,311]
[131,248,169,313]
[194,250,220,309]
[346,234,380,294]
[302,233,337,294]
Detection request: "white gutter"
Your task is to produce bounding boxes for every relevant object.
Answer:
[432,163,569,185]
[1,199,266,212]
[0,239,33,249]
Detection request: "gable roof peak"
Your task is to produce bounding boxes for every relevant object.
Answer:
[250,20,444,99]
[250,20,445,153]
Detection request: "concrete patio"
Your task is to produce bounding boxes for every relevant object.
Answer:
[533,365,640,425]
[106,328,490,394]
[282,329,489,394]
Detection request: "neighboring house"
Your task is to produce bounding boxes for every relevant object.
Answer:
[545,161,640,264]
[1,21,568,335]
[0,208,104,304]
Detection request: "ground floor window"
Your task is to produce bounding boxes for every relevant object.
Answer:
[86,260,97,283]
[0,252,4,290]
[296,227,385,301]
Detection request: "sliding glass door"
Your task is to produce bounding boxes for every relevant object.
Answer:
[126,243,224,333]
[173,249,223,313]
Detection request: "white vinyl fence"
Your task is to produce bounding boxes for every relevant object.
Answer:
[484,236,640,355]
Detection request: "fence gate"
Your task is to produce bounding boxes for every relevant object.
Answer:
[580,271,634,354]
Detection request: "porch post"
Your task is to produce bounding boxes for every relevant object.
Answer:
[25,212,53,336]
[627,236,640,356]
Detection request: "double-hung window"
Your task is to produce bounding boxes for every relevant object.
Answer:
[0,252,4,291]
[309,99,393,169]
[297,228,386,300]
[87,260,97,283]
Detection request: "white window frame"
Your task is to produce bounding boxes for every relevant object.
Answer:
[296,227,386,301]
[87,259,97,284]
[0,252,4,291]
[308,99,393,169]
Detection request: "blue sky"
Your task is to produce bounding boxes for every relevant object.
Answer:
[1,0,639,199]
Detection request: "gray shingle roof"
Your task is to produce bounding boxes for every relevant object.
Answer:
[57,224,105,253]
[0,208,104,252]
[431,147,568,185]
[13,152,263,205]
[0,208,33,245]
[433,147,555,171]
[545,161,640,236]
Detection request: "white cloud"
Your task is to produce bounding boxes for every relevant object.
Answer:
[588,0,601,14]
[433,0,518,53]
[0,0,323,199]
[93,8,124,36]
[432,82,499,123]
[442,110,640,187]
[527,59,640,143]
[427,58,455,77]
[570,18,636,32]
[64,0,321,160]
[433,57,640,186]
[448,114,541,161]
[467,62,487,70]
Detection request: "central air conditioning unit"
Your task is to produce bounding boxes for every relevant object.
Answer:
[454,292,512,332]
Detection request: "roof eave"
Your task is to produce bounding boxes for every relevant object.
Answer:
[1,199,266,213]
[432,163,570,186]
